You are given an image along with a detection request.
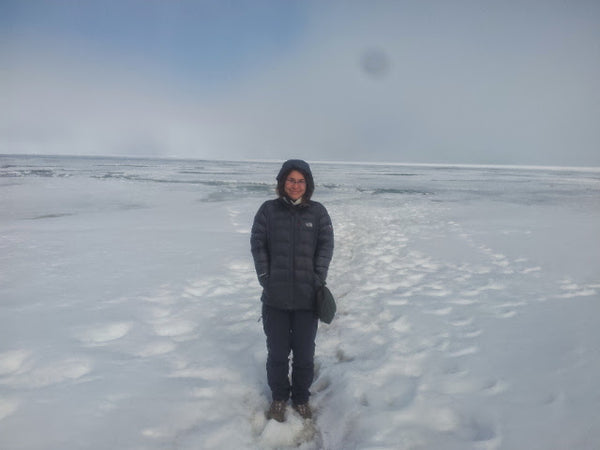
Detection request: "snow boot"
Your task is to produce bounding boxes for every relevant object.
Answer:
[293,403,312,419]
[267,400,287,422]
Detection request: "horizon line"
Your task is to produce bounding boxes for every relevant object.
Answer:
[2,152,600,173]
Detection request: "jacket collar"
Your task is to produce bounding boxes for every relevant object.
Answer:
[280,196,309,208]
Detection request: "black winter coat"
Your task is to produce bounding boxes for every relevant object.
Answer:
[251,197,334,310]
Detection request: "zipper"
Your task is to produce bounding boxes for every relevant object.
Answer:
[290,210,297,307]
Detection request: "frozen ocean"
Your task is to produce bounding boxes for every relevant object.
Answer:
[1,155,599,449]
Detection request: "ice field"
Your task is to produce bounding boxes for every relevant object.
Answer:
[1,155,599,449]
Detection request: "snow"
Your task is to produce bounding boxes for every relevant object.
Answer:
[1,155,599,449]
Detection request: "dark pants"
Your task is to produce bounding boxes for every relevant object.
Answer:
[262,303,318,405]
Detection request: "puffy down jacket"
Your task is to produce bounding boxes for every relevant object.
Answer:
[251,197,334,310]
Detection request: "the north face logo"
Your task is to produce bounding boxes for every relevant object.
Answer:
[305,222,313,228]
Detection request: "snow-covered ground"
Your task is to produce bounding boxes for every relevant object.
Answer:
[1,155,599,449]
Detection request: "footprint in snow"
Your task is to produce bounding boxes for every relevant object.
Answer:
[0,398,20,421]
[255,409,320,449]
[1,358,92,389]
[0,349,31,376]
[75,322,132,345]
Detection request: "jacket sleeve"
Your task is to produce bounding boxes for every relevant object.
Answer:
[314,206,334,285]
[250,202,270,287]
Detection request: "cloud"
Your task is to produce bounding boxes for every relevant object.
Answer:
[2,1,600,165]
[201,1,600,165]
[1,37,201,157]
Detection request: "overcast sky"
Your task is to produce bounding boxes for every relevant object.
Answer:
[2,0,599,165]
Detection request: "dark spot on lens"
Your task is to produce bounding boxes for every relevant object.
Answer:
[360,48,390,79]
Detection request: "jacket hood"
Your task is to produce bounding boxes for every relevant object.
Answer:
[276,159,313,181]
[276,159,315,202]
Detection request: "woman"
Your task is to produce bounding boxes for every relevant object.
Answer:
[251,159,334,422]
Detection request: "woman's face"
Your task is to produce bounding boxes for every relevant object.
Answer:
[284,170,307,201]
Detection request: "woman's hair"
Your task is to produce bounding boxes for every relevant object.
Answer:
[276,168,314,202]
